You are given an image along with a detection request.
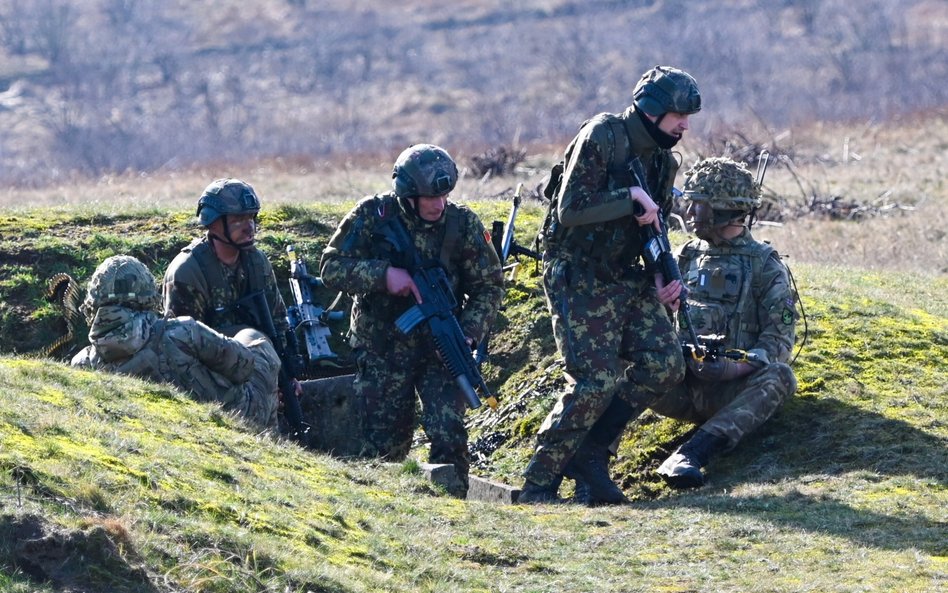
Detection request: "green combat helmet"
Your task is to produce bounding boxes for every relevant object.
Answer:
[633,65,702,116]
[196,178,261,227]
[392,144,458,200]
[682,157,762,226]
[79,255,160,322]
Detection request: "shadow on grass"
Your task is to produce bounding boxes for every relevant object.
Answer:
[657,395,947,555]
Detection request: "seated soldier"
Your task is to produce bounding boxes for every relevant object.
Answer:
[71,255,280,432]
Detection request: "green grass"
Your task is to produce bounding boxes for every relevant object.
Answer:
[2,245,946,591]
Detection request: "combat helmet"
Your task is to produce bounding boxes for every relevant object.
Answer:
[682,157,761,226]
[633,66,701,116]
[79,255,160,322]
[392,144,458,200]
[196,178,261,227]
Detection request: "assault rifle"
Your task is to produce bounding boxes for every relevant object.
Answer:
[477,183,541,366]
[682,334,763,365]
[628,158,705,360]
[285,245,343,364]
[380,216,498,410]
[236,290,309,444]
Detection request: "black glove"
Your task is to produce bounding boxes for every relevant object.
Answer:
[687,357,736,382]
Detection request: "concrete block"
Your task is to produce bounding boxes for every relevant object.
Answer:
[467,475,521,504]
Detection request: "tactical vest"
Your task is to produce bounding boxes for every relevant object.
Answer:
[678,240,779,351]
[181,238,268,329]
[541,113,673,270]
[370,193,462,271]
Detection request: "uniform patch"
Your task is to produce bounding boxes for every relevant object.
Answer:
[782,307,794,325]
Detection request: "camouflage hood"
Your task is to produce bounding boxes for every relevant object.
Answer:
[87,305,159,362]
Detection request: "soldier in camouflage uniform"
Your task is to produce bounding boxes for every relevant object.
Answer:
[320,144,503,496]
[653,156,798,487]
[520,66,701,504]
[162,179,301,414]
[72,255,280,430]
[584,157,799,490]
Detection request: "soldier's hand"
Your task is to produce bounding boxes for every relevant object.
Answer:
[687,357,750,382]
[655,275,681,311]
[385,266,422,302]
[630,186,659,230]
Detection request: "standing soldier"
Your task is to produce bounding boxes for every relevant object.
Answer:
[519,66,701,504]
[320,144,504,497]
[162,178,300,424]
[73,255,280,431]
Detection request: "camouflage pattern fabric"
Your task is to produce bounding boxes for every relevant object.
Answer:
[162,237,290,340]
[655,229,798,446]
[72,310,280,431]
[678,230,797,365]
[522,259,685,487]
[651,362,796,449]
[524,108,686,488]
[320,193,504,492]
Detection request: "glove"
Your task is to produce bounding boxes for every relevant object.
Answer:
[687,357,737,382]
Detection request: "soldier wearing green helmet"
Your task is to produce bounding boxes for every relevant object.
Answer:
[520,65,701,505]
[581,156,799,490]
[162,178,301,430]
[319,144,504,497]
[73,255,280,431]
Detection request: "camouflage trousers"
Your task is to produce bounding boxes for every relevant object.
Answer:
[352,337,470,492]
[651,361,797,449]
[233,328,280,432]
[523,258,685,487]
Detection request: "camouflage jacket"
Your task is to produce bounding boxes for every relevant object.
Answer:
[71,308,255,409]
[320,193,504,349]
[162,236,289,341]
[677,230,797,365]
[546,106,679,272]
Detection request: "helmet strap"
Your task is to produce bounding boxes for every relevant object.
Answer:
[209,215,255,252]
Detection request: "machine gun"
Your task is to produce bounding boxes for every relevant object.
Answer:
[628,157,705,361]
[285,245,343,366]
[380,216,498,410]
[236,290,309,444]
[490,183,541,269]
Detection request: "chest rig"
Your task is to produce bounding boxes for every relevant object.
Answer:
[678,240,776,351]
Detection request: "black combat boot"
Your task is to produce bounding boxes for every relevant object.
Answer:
[565,443,629,505]
[517,479,563,504]
[657,429,728,489]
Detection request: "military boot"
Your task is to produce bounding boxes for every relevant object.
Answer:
[565,443,629,505]
[517,479,563,504]
[657,429,728,489]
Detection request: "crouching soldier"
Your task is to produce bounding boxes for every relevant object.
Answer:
[582,156,799,494]
[72,255,280,432]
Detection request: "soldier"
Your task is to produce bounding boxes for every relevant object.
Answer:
[72,255,280,431]
[652,156,799,487]
[580,157,799,491]
[519,65,701,504]
[162,179,301,414]
[319,144,504,497]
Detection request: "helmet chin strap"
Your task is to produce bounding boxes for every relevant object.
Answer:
[209,215,255,250]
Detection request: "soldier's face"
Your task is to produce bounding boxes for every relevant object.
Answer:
[658,112,690,138]
[416,195,448,222]
[686,201,715,240]
[223,213,257,244]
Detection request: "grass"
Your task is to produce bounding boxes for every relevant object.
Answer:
[0,114,946,592]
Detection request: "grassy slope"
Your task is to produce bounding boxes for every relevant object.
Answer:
[1,206,946,592]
